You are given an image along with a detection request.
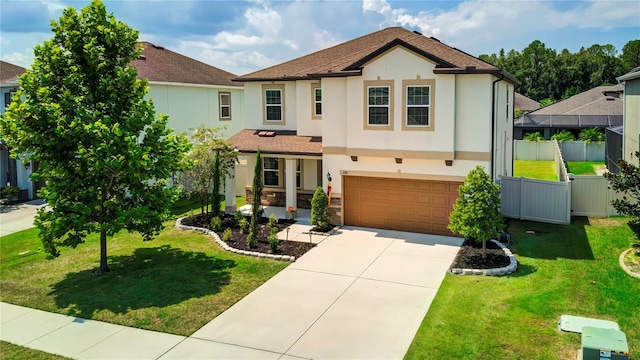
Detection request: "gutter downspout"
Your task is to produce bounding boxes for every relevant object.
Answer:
[491,74,504,181]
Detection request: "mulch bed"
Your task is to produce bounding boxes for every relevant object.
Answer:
[450,238,511,269]
[180,212,316,259]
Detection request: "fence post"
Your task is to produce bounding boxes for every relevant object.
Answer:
[520,176,525,220]
[566,179,572,224]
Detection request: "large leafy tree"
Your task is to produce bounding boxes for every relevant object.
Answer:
[0,0,190,273]
[604,152,640,247]
[448,166,505,258]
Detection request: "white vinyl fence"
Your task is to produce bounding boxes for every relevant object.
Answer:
[515,140,605,161]
[503,141,618,224]
[501,176,571,224]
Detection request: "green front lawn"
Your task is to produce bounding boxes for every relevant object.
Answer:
[0,341,71,360]
[513,160,558,181]
[405,217,639,360]
[567,161,605,175]
[0,196,287,337]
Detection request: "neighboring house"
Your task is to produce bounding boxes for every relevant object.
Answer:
[514,92,540,114]
[1,45,244,200]
[229,27,518,236]
[615,66,640,167]
[1,61,31,199]
[514,84,623,140]
[133,42,244,139]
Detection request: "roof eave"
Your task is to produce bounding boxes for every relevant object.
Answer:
[433,68,520,86]
[616,71,640,82]
[235,149,322,156]
[233,70,362,82]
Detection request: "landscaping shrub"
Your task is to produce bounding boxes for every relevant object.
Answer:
[238,218,249,234]
[247,232,257,248]
[210,216,221,231]
[311,186,330,227]
[268,232,279,253]
[222,228,232,242]
[234,210,244,223]
[268,213,277,228]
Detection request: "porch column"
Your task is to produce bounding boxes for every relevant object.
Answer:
[225,164,236,214]
[285,158,297,210]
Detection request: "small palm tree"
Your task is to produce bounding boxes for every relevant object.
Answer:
[579,128,604,144]
[524,132,545,142]
[551,130,575,142]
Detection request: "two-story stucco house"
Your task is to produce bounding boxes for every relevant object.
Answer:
[133,42,244,139]
[230,27,518,236]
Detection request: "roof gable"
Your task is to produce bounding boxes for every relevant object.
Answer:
[131,42,240,87]
[236,27,518,85]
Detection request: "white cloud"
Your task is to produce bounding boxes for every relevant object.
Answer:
[1,52,34,68]
[363,0,640,53]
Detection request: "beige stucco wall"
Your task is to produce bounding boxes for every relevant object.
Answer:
[623,78,640,165]
[296,80,323,136]
[242,82,297,131]
[147,83,244,139]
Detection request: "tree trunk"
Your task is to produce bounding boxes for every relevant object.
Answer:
[482,239,487,259]
[99,229,110,273]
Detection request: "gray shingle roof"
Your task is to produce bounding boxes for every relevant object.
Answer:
[131,42,240,87]
[514,93,540,112]
[235,27,518,85]
[530,84,623,116]
[0,61,26,85]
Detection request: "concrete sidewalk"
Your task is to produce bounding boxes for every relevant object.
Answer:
[1,227,462,359]
[0,199,47,236]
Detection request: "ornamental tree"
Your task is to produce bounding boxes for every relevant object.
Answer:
[311,186,330,228]
[448,166,505,258]
[0,0,190,273]
[178,126,237,217]
[249,149,264,244]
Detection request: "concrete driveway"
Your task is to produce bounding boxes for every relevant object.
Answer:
[168,226,463,359]
[0,199,46,236]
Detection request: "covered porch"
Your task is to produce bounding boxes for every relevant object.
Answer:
[226,129,323,215]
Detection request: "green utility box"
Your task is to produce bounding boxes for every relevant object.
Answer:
[581,326,629,360]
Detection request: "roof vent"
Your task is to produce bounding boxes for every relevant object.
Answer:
[151,44,165,50]
[606,96,616,101]
[430,37,440,42]
[138,54,146,60]
[413,30,423,36]
[258,131,276,137]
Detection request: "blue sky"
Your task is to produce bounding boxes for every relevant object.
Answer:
[1,0,639,75]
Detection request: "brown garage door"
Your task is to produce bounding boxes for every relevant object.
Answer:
[343,176,461,236]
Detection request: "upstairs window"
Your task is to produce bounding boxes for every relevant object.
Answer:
[402,79,435,131]
[367,86,390,126]
[262,84,286,124]
[219,92,231,120]
[406,86,430,127]
[265,90,282,121]
[314,88,322,116]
